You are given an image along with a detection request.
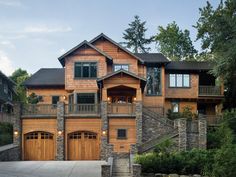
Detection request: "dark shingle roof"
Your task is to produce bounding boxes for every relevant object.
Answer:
[58,40,113,66]
[0,70,15,86]
[134,53,170,63]
[24,68,65,87]
[165,61,214,71]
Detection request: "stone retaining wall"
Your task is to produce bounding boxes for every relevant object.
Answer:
[142,173,203,177]
[0,144,20,161]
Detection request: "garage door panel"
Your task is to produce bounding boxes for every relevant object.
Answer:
[24,131,54,161]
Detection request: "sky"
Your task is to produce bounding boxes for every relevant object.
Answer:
[0,0,221,76]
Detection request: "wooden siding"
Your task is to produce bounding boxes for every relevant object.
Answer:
[93,39,139,75]
[27,88,68,104]
[165,101,197,114]
[65,118,101,160]
[109,118,136,152]
[165,74,199,99]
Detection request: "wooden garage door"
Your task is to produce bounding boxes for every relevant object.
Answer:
[24,131,55,160]
[68,131,99,160]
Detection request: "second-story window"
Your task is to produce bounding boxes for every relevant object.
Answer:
[114,64,129,71]
[169,74,190,87]
[146,67,161,95]
[74,62,97,78]
[52,96,60,105]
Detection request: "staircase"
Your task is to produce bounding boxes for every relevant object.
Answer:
[112,153,131,177]
[138,107,178,153]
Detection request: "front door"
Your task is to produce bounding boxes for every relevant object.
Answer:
[68,131,99,160]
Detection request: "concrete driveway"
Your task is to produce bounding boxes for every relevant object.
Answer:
[0,161,106,177]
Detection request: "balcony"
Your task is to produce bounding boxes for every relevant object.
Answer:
[199,86,223,96]
[22,104,57,117]
[107,103,136,117]
[65,104,100,116]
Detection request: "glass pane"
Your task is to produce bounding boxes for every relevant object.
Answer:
[172,102,179,112]
[169,74,176,87]
[82,63,89,77]
[114,65,121,71]
[122,65,129,71]
[74,63,82,77]
[77,93,95,104]
[117,129,126,139]
[146,67,161,95]
[90,63,97,77]
[176,74,183,87]
[52,96,59,104]
[183,74,190,87]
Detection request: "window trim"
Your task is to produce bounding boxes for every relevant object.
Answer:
[146,66,162,96]
[168,74,191,88]
[113,64,129,72]
[117,128,127,140]
[74,61,98,79]
[76,92,97,104]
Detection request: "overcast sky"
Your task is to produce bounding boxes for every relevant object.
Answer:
[0,0,220,76]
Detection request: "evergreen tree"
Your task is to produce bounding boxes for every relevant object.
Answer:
[122,15,154,53]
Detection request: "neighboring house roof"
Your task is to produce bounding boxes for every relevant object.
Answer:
[90,33,144,63]
[97,69,146,82]
[58,40,113,66]
[24,68,65,87]
[134,53,170,64]
[0,70,16,86]
[165,61,214,71]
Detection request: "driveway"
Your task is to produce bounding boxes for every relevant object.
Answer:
[0,161,106,177]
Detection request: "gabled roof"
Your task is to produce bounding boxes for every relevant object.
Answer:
[165,61,214,71]
[90,33,144,63]
[97,69,146,82]
[58,40,113,66]
[134,53,170,64]
[0,70,15,86]
[24,68,65,87]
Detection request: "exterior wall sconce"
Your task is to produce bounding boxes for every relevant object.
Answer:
[133,97,137,101]
[102,130,107,136]
[58,130,63,136]
[14,130,18,136]
[63,95,67,100]
[107,97,111,101]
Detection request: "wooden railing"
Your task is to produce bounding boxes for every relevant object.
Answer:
[107,103,135,115]
[22,104,57,116]
[202,115,222,126]
[199,85,222,96]
[65,104,100,115]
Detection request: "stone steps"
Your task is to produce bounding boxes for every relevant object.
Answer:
[112,156,131,177]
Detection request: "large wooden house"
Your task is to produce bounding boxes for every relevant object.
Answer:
[21,33,223,161]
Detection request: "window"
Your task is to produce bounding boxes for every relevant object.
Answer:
[52,96,60,105]
[169,74,190,88]
[172,102,179,113]
[3,83,8,94]
[77,93,95,104]
[114,64,129,71]
[146,67,161,95]
[74,62,97,78]
[117,129,127,139]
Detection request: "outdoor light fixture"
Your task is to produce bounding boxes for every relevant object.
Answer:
[107,97,110,101]
[58,131,63,136]
[134,97,137,101]
[14,131,18,136]
[63,95,67,100]
[102,130,107,136]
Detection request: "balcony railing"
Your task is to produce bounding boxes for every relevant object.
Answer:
[107,103,135,116]
[199,86,222,96]
[22,104,57,116]
[65,104,100,115]
[201,115,222,126]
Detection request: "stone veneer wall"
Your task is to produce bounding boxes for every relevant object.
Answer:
[0,144,20,161]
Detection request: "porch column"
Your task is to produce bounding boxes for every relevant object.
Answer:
[56,102,65,160]
[136,88,142,101]
[12,102,21,160]
[102,88,107,101]
[101,101,113,160]
[135,101,143,145]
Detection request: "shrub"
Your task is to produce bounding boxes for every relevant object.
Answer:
[0,122,13,146]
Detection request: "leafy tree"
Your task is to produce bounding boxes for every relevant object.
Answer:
[122,15,154,53]
[10,68,29,103]
[155,21,197,61]
[194,0,236,108]
[27,93,40,104]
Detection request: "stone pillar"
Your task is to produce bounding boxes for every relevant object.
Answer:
[56,102,65,160]
[101,164,111,177]
[101,101,110,160]
[176,118,187,151]
[135,102,142,145]
[12,102,21,160]
[198,118,207,149]
[132,164,141,177]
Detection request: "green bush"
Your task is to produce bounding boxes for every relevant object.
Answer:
[0,122,13,146]
[167,106,197,120]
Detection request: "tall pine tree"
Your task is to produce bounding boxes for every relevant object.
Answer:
[122,15,154,53]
